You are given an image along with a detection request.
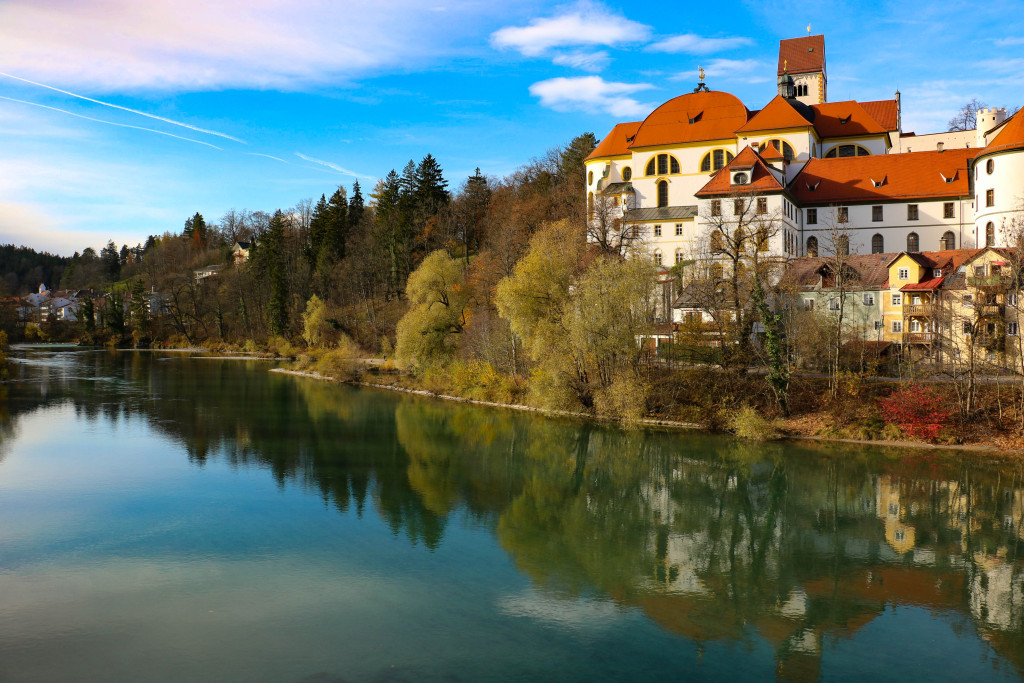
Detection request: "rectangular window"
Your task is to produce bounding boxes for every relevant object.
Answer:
[873,205,883,221]
[828,298,840,311]
[653,224,661,237]
[963,321,972,334]
[944,202,955,218]
[987,189,995,207]
[803,298,815,311]
[892,293,902,306]
[863,293,875,306]
[898,268,909,280]
[675,223,683,236]
[907,204,919,221]
[838,207,849,223]
[974,265,985,276]
[1009,322,1019,336]
[933,269,942,278]
[892,320,903,333]
[807,208,817,224]
[657,154,668,175]
[734,199,744,216]
[757,197,767,215]
[910,320,921,333]
[875,321,884,330]
[713,150,724,169]
[1009,292,1018,306]
[711,200,721,217]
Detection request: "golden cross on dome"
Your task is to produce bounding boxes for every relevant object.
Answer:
[698,66,705,82]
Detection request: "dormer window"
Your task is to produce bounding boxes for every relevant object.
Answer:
[839,115,851,125]
[732,172,749,185]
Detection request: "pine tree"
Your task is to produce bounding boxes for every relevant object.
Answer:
[264,210,289,336]
[308,194,329,267]
[415,154,450,213]
[100,240,120,281]
[373,171,406,297]
[462,167,490,256]
[323,186,348,260]
[348,181,364,232]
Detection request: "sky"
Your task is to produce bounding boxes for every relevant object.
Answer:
[0,0,1021,255]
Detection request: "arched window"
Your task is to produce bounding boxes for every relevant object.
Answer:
[657,180,669,208]
[807,236,818,257]
[653,249,662,266]
[646,154,680,176]
[675,248,684,264]
[587,192,594,218]
[699,149,735,172]
[907,232,919,252]
[710,230,724,253]
[872,233,884,254]
[760,139,796,162]
[587,171,593,185]
[621,166,632,181]
[824,144,871,158]
[941,231,956,250]
[986,222,996,247]
[987,159,994,175]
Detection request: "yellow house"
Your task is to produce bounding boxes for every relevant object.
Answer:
[944,247,1022,365]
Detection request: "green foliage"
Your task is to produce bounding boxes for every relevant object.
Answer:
[262,210,290,336]
[80,297,95,333]
[593,371,649,423]
[302,294,337,349]
[315,336,361,381]
[727,405,780,441]
[395,250,470,368]
[24,322,48,342]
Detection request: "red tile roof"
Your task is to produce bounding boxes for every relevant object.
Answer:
[778,35,825,75]
[759,142,785,161]
[790,148,976,203]
[859,99,900,132]
[695,145,785,196]
[736,95,812,133]
[629,90,748,148]
[810,101,886,138]
[981,110,1024,155]
[586,121,642,160]
[901,277,944,291]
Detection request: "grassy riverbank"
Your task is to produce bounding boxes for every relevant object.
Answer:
[273,352,1024,455]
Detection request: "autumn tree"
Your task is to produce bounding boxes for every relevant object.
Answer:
[394,250,471,368]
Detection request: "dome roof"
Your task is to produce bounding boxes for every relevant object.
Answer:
[629,90,748,149]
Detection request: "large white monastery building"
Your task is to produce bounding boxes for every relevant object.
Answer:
[585,35,1024,263]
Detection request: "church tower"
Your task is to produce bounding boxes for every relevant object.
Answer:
[778,35,826,105]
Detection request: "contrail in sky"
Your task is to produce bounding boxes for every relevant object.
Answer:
[0,71,245,143]
[247,153,289,163]
[0,95,223,149]
[295,152,375,181]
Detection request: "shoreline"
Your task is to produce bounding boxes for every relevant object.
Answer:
[269,367,1023,456]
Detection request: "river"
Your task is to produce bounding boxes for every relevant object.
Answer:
[0,347,1022,681]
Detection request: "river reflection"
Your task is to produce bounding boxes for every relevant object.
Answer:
[2,348,1024,681]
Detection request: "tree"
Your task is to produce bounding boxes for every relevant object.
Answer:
[819,208,856,398]
[80,297,95,333]
[395,250,471,367]
[348,181,365,232]
[947,98,987,132]
[100,240,121,281]
[183,212,208,248]
[262,210,290,336]
[302,294,338,349]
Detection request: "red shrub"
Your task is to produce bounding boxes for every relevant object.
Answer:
[877,384,951,443]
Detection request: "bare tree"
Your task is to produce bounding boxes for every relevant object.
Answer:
[947,98,988,132]
[587,191,640,256]
[818,208,856,398]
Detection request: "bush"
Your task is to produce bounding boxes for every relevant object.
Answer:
[24,322,48,342]
[315,335,361,381]
[877,384,951,443]
[727,405,780,441]
[594,372,649,423]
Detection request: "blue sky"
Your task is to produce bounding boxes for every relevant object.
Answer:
[1,0,1021,255]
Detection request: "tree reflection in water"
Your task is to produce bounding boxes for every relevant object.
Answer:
[4,348,1024,677]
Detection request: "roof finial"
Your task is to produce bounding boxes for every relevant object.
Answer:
[783,58,788,74]
[693,65,709,92]
[806,24,811,35]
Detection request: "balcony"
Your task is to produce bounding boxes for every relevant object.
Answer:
[902,303,935,317]
[903,332,936,344]
[967,275,1012,289]
[980,304,1004,317]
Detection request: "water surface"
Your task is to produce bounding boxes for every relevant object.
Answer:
[1,348,1023,681]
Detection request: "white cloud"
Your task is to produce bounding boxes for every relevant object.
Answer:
[673,58,768,84]
[995,37,1024,46]
[0,0,496,92]
[529,76,654,118]
[491,3,650,57]
[551,50,612,73]
[648,33,753,54]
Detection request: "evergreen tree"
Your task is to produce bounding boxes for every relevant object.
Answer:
[415,154,450,212]
[263,210,289,336]
[100,240,120,280]
[81,297,95,333]
[183,212,208,248]
[348,181,364,232]
[119,244,131,266]
[462,167,490,256]
[373,170,406,297]
[308,194,329,267]
[323,186,348,260]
